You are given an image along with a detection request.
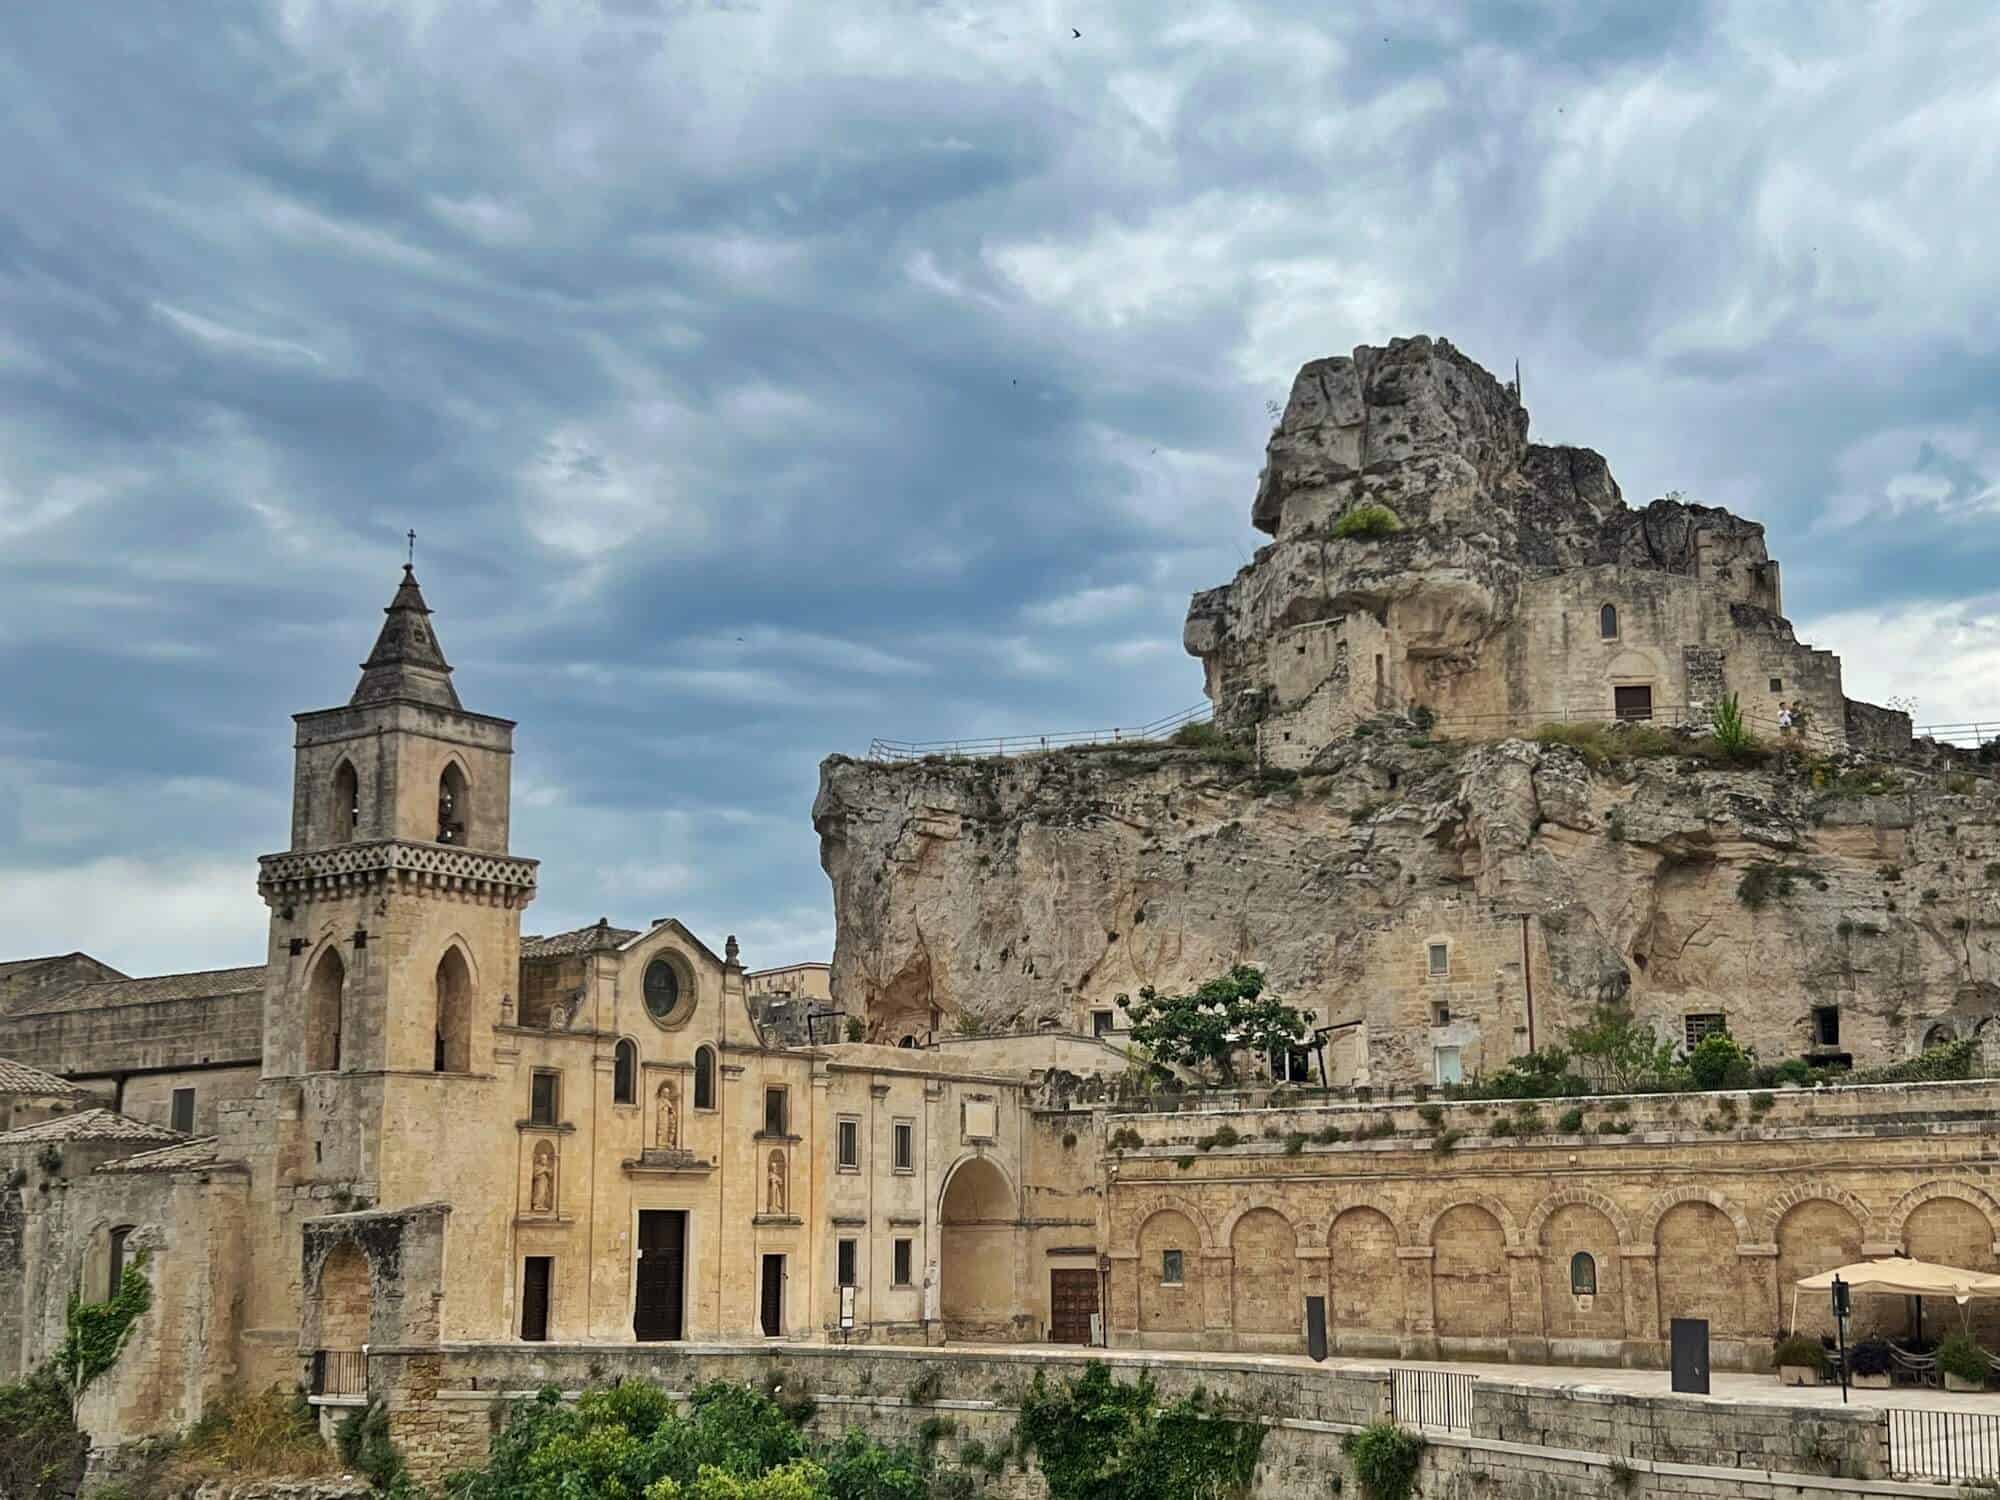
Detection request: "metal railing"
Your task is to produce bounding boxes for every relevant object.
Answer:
[1915,722,2000,750]
[868,702,1212,762]
[1391,1367,1477,1433]
[1888,1405,2000,1483]
[312,1348,368,1398]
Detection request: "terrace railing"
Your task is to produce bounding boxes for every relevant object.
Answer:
[1391,1367,1477,1433]
[311,1348,368,1399]
[868,703,1212,762]
[1888,1405,2000,1483]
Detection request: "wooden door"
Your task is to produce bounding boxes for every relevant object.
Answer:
[760,1254,784,1337]
[634,1211,686,1341]
[521,1257,552,1342]
[1050,1268,1099,1344]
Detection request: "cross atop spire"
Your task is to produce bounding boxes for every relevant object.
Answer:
[350,565,462,709]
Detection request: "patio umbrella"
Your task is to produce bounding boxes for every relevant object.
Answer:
[1791,1257,2000,1340]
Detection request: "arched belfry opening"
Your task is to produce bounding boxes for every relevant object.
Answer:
[434,946,472,1074]
[437,762,468,844]
[332,759,360,842]
[939,1156,1019,1338]
[305,947,345,1073]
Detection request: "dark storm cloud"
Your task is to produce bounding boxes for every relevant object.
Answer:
[3,0,1998,974]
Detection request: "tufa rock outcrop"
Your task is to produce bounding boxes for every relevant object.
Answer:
[815,337,1977,1083]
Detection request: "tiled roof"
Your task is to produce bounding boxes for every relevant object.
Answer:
[0,1057,82,1097]
[96,1136,231,1174]
[522,923,638,959]
[0,1108,181,1144]
[11,964,266,1015]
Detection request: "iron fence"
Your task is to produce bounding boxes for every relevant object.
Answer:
[1391,1367,1477,1433]
[1888,1405,2000,1483]
[868,703,1213,762]
[312,1348,368,1398]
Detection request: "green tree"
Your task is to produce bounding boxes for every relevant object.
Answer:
[1686,1029,1753,1091]
[1114,966,1314,1087]
[1564,1005,1680,1093]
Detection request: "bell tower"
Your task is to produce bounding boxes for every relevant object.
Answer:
[255,566,537,1199]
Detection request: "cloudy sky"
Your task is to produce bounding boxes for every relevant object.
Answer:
[3,0,1998,978]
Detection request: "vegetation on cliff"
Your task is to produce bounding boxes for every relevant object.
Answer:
[1114,965,1313,1087]
[1016,1361,1263,1500]
[444,1380,938,1500]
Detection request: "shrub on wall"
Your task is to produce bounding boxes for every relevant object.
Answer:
[1331,505,1401,540]
[1340,1421,1424,1500]
[1016,1361,1263,1500]
[56,1253,152,1408]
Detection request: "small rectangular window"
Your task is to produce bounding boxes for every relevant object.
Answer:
[893,1238,913,1287]
[837,1238,857,1288]
[1430,1002,1451,1027]
[1433,1046,1462,1086]
[1684,1013,1726,1051]
[1427,943,1449,977]
[836,1117,860,1171]
[1161,1249,1184,1285]
[1092,1010,1114,1037]
[530,1071,560,1126]
[1812,1005,1841,1047]
[892,1120,914,1174]
[170,1087,195,1135]
[1770,678,1784,693]
[764,1086,788,1137]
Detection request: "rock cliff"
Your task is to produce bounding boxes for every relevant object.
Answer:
[814,336,1967,1082]
[815,731,1999,1079]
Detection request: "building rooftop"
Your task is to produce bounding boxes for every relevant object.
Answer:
[522,922,640,959]
[0,1056,82,1097]
[95,1136,233,1174]
[0,1107,182,1144]
[7,964,267,1016]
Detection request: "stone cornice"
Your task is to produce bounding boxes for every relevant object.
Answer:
[258,839,538,907]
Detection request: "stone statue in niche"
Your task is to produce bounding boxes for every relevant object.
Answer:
[656,1080,678,1149]
[530,1140,556,1214]
[766,1149,786,1214]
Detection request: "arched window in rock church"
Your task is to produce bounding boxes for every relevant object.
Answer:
[332,759,360,842]
[614,1039,637,1105]
[1599,603,1619,640]
[438,762,469,844]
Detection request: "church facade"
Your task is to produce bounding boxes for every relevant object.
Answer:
[0,569,1112,1449]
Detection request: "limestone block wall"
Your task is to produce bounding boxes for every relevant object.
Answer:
[365,1342,1896,1496]
[289,700,514,854]
[1106,1078,2000,1366]
[0,986,264,1080]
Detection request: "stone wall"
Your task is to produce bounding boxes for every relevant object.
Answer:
[1104,1077,2000,1366]
[365,1342,1909,1496]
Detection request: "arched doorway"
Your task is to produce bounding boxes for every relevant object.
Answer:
[435,946,472,1073]
[305,948,345,1073]
[940,1157,1018,1340]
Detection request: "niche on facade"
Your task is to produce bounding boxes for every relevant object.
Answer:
[530,1140,558,1216]
[299,1203,450,1352]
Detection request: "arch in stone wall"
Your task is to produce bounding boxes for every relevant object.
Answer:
[1229,1206,1300,1339]
[303,942,347,1074]
[1758,1182,1873,1243]
[1323,1189,1410,1246]
[1525,1187,1635,1249]
[1886,1179,2000,1245]
[1431,1203,1510,1339]
[1639,1185,1753,1246]
[315,1242,372,1352]
[1537,1202,1625,1342]
[433,939,477,1074]
[1217,1197,1321,1248]
[1897,1186,2000,1343]
[1328,1206,1403,1337]
[1118,1192,1218,1253]
[1655,1198,1753,1338]
[1417,1194,1522,1251]
[1136,1209,1204,1334]
[1775,1197,1866,1340]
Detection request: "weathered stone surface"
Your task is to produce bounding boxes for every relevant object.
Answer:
[817,730,2000,1079]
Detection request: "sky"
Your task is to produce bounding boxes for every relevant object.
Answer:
[3,0,1999,979]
